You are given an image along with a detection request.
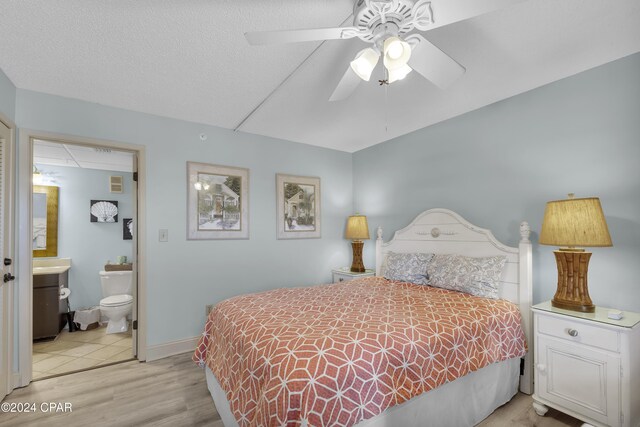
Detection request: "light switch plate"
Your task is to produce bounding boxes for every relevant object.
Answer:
[159,229,168,242]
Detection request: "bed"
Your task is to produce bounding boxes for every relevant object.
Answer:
[194,208,533,426]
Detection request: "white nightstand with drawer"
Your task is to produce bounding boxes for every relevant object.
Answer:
[532,301,640,427]
[331,268,374,283]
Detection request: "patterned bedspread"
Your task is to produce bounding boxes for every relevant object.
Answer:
[193,277,527,427]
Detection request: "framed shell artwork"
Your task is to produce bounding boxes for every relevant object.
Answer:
[123,218,133,240]
[90,200,119,223]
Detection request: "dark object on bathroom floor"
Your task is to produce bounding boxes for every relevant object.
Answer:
[65,312,77,332]
[104,263,133,272]
[74,322,100,331]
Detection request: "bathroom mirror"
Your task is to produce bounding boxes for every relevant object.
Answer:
[33,185,59,258]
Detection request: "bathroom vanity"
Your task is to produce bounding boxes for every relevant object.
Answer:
[33,258,71,340]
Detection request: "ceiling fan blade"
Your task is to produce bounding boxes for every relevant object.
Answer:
[424,0,526,31]
[406,34,465,89]
[245,27,359,45]
[329,66,361,102]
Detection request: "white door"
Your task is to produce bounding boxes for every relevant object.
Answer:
[131,153,138,357]
[0,120,14,401]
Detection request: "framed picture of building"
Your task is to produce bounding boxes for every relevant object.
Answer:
[187,162,249,240]
[276,174,321,239]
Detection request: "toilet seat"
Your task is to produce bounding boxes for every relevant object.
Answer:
[100,294,133,307]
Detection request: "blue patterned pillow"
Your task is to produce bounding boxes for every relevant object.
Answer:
[427,254,507,299]
[381,252,434,285]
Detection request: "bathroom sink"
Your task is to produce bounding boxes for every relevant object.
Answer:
[33,258,71,275]
[33,266,71,275]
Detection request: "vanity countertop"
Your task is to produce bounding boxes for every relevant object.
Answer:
[33,258,71,275]
[33,266,70,275]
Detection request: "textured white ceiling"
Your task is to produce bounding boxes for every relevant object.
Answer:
[34,139,134,172]
[1,0,639,152]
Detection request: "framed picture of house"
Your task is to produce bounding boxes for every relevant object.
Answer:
[187,162,249,240]
[276,174,321,239]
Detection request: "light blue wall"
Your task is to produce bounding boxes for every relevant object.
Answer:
[35,164,134,310]
[7,51,639,352]
[353,52,640,312]
[0,68,15,122]
[15,90,353,346]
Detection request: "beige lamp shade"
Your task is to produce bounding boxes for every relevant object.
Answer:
[345,215,370,240]
[539,197,612,247]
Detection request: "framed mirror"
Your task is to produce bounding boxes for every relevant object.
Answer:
[33,185,59,258]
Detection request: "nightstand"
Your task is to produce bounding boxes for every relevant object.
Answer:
[332,268,375,283]
[532,301,640,427]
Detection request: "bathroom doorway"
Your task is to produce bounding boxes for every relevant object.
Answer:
[29,138,140,380]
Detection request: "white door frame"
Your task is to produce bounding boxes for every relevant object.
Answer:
[0,114,15,399]
[16,130,147,387]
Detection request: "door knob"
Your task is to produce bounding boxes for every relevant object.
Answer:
[3,258,11,266]
[536,363,546,373]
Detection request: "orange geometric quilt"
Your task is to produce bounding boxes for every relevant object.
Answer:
[193,277,527,426]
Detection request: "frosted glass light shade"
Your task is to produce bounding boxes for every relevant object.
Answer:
[345,215,370,240]
[388,64,412,83]
[33,172,44,185]
[383,36,411,70]
[539,197,612,247]
[350,48,379,81]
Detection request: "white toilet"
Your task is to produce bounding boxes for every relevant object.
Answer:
[99,270,133,334]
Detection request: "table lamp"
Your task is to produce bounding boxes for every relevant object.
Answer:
[345,214,370,272]
[539,193,612,313]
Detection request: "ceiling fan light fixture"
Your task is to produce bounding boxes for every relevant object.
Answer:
[383,36,411,70]
[33,165,44,185]
[350,48,380,81]
[388,64,413,83]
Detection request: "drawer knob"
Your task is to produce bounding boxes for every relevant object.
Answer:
[536,363,546,372]
[567,328,579,337]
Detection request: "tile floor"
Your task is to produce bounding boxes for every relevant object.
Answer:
[32,325,133,380]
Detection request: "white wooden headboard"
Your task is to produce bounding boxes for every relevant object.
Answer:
[375,208,533,394]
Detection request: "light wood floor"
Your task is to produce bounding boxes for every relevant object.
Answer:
[1,352,582,426]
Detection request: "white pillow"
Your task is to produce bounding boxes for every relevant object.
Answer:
[427,254,506,299]
[381,252,434,285]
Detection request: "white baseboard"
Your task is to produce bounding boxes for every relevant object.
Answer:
[145,336,199,362]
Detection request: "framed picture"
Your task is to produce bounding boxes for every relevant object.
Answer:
[123,218,133,240]
[276,174,321,239]
[187,162,249,240]
[90,200,118,223]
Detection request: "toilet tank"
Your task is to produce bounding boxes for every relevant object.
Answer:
[99,270,132,297]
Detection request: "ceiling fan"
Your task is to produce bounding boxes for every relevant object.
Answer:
[245,0,520,101]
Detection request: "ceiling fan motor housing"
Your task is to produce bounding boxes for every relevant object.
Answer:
[351,0,433,46]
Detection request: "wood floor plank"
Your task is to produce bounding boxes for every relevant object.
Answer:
[1,352,580,426]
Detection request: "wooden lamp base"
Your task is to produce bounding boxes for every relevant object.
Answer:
[350,240,365,273]
[551,249,595,313]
